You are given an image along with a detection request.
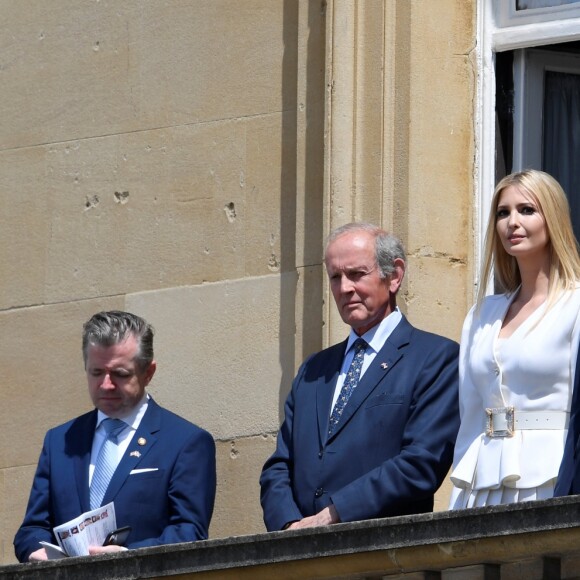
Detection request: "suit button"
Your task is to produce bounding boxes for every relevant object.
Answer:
[315,488,324,498]
[318,452,323,458]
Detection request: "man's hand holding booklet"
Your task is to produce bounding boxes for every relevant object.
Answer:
[39,502,129,558]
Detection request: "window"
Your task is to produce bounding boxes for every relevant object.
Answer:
[495,0,580,27]
[476,0,580,288]
[499,45,580,237]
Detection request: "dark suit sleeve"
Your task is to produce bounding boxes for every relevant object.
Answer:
[14,432,56,562]
[330,339,459,522]
[127,427,216,549]
[260,362,309,531]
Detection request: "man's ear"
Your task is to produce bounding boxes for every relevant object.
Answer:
[143,360,157,386]
[388,258,406,293]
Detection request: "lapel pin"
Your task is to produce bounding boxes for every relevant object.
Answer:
[130,450,141,458]
[138,437,147,446]
[381,362,389,369]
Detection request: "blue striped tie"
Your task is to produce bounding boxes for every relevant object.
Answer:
[328,338,368,435]
[90,418,126,510]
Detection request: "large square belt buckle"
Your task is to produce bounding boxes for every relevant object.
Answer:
[486,406,515,438]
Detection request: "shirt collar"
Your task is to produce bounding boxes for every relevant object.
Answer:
[345,307,402,353]
[95,393,149,431]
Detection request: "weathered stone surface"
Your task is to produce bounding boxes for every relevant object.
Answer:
[0,299,124,470]
[0,298,124,566]
[0,1,292,151]
[0,115,304,311]
[2,496,580,579]
[501,557,561,580]
[0,466,37,566]
[0,0,480,574]
[434,477,454,513]
[403,255,467,342]
[402,0,475,333]
[211,435,276,539]
[126,273,297,439]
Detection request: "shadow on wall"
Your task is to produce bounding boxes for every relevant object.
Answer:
[278,0,326,423]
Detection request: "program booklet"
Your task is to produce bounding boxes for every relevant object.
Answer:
[39,502,117,559]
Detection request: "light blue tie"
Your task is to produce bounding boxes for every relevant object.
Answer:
[328,338,368,436]
[90,418,127,510]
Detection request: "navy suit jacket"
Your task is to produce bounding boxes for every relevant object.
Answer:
[14,397,216,562]
[260,316,460,531]
[554,341,580,496]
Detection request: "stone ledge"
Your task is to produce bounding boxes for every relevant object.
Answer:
[2,495,580,579]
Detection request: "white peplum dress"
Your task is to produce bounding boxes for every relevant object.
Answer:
[449,287,580,508]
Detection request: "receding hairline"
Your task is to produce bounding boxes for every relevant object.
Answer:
[325,223,386,254]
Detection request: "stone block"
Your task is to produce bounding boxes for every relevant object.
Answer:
[0,298,123,469]
[210,435,276,539]
[403,255,467,342]
[294,265,324,367]
[405,1,475,264]
[441,564,500,580]
[0,465,37,565]
[0,116,301,309]
[126,272,298,440]
[561,552,580,578]
[434,477,453,513]
[501,557,561,580]
[0,1,292,151]
[0,148,52,309]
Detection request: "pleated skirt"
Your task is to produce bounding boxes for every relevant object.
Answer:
[450,479,555,509]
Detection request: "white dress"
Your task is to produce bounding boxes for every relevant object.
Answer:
[449,287,580,509]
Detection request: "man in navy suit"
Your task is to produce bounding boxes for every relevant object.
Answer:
[554,342,580,496]
[260,223,460,530]
[14,311,216,562]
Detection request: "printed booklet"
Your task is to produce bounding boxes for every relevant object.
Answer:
[39,502,117,558]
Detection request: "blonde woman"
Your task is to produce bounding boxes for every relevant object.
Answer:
[449,169,580,509]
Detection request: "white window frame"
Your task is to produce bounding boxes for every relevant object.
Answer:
[475,0,580,296]
[513,48,580,171]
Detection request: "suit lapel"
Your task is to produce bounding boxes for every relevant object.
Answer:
[327,317,413,441]
[102,399,161,506]
[316,340,348,445]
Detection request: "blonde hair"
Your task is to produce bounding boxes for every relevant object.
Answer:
[478,169,580,307]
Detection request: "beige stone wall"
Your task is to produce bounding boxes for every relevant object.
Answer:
[323,0,475,512]
[324,0,475,345]
[0,0,475,565]
[0,0,326,563]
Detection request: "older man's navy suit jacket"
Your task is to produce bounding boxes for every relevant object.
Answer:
[260,316,460,531]
[14,398,216,562]
[554,342,580,496]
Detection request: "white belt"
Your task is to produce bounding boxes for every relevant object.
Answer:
[485,407,569,438]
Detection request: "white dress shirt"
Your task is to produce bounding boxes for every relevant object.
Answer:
[89,394,149,485]
[331,308,403,411]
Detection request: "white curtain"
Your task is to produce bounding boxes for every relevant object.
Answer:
[542,70,580,241]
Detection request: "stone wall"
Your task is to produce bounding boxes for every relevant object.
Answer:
[0,0,475,565]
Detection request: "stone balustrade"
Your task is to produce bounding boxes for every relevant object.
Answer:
[2,496,580,579]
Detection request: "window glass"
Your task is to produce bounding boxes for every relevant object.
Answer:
[543,69,580,238]
[517,0,580,9]
[495,0,580,26]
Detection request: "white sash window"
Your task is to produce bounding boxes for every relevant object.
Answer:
[476,0,580,287]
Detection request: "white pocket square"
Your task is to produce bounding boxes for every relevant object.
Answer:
[129,468,159,474]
